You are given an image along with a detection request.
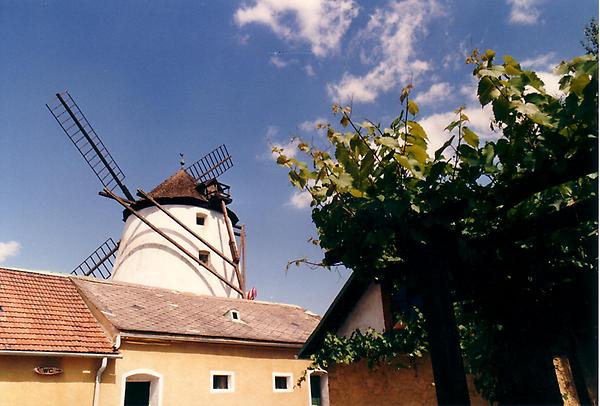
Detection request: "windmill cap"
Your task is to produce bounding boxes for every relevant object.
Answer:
[123,170,238,223]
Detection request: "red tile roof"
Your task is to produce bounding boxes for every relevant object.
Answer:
[0,268,116,355]
[72,277,320,346]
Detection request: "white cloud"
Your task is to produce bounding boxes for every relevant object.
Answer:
[442,53,455,70]
[270,56,292,68]
[0,241,21,263]
[519,54,563,96]
[521,52,556,70]
[459,81,479,103]
[272,138,300,159]
[304,64,316,77]
[286,190,312,209]
[414,82,453,105]
[506,0,542,25]
[327,0,442,103]
[262,126,302,161]
[420,104,495,156]
[535,71,563,97]
[266,125,279,139]
[299,117,327,132]
[234,0,358,58]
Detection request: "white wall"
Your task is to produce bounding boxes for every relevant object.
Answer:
[336,283,385,337]
[112,204,239,298]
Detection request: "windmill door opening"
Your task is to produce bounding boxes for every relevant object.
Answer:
[124,381,150,406]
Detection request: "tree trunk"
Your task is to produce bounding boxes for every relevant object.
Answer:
[421,256,471,405]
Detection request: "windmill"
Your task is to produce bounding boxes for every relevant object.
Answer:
[46,92,248,298]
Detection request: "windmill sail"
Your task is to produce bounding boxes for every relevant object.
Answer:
[185,144,233,182]
[46,92,134,201]
[71,238,119,279]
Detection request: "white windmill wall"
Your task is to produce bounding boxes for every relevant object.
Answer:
[111,204,239,298]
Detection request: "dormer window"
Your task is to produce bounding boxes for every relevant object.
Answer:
[199,250,210,265]
[226,309,242,322]
[196,213,207,226]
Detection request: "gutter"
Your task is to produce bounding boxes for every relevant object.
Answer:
[92,357,108,406]
[0,350,121,358]
[120,332,304,349]
[91,335,119,406]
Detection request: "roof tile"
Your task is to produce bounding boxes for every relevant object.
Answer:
[0,268,116,354]
[72,277,320,345]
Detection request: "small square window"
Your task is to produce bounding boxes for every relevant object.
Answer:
[273,373,293,392]
[199,250,210,265]
[196,213,206,226]
[275,376,288,389]
[210,371,234,393]
[213,375,229,389]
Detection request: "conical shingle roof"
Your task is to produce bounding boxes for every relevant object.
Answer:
[147,170,207,201]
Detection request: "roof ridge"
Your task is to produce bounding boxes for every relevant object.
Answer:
[71,275,316,311]
[0,266,70,278]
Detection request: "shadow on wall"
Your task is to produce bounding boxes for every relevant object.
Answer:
[114,222,237,294]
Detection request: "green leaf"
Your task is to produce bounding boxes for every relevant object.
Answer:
[407,100,419,116]
[445,120,461,132]
[570,73,591,95]
[394,154,424,179]
[529,112,553,127]
[405,134,428,149]
[434,135,455,160]
[513,102,541,116]
[463,127,479,148]
[349,188,364,198]
[479,66,505,78]
[502,55,519,67]
[335,144,350,165]
[523,71,545,92]
[375,136,399,149]
[485,49,496,59]
[333,172,353,189]
[289,170,303,188]
[360,151,375,178]
[408,121,428,140]
[508,75,527,92]
[559,75,572,92]
[405,144,429,165]
[492,97,511,123]
[505,64,521,76]
[478,77,501,105]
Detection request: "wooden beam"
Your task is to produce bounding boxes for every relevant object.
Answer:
[220,200,244,291]
[136,189,237,268]
[101,189,243,297]
[240,224,247,292]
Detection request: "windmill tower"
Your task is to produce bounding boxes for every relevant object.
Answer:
[46,92,248,298]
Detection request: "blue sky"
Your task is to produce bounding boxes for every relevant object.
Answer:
[0,0,596,314]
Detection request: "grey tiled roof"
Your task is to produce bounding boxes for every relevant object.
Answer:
[72,277,320,345]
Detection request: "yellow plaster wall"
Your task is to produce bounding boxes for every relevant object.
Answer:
[0,355,100,406]
[0,341,313,406]
[99,340,312,406]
